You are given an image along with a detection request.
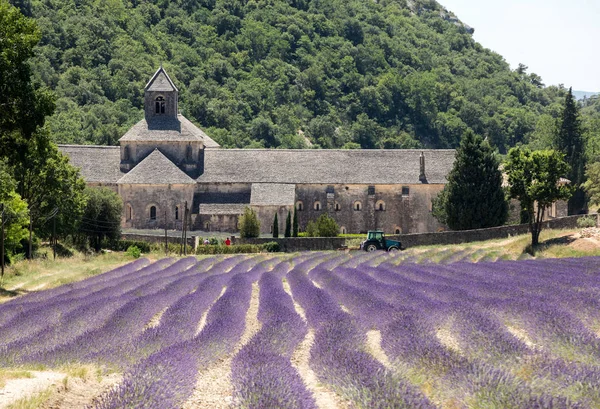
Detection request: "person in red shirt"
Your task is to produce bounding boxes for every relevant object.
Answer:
[225,237,231,246]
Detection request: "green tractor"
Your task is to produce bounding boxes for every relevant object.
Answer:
[361,230,403,252]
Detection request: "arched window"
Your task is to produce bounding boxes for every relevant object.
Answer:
[150,206,157,220]
[341,226,346,234]
[155,96,166,114]
[335,202,341,211]
[395,228,401,234]
[126,204,132,221]
[205,222,210,230]
[175,206,179,220]
[376,200,386,211]
[314,201,321,211]
[296,201,304,211]
[354,201,362,211]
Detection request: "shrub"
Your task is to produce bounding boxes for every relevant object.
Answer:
[54,242,74,258]
[577,215,597,228]
[196,244,262,255]
[102,239,151,253]
[305,221,318,237]
[262,241,280,252]
[126,245,141,258]
[239,207,260,238]
[209,237,219,245]
[316,214,339,237]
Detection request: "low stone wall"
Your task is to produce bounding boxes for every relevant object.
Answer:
[389,214,595,248]
[232,237,347,252]
[122,233,196,248]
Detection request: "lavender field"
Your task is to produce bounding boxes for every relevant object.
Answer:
[2,252,600,408]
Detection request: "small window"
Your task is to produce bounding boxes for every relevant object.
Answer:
[376,200,386,211]
[123,146,130,161]
[395,228,401,234]
[402,187,410,197]
[175,206,179,220]
[150,206,157,220]
[205,222,210,230]
[155,96,166,114]
[354,201,362,211]
[126,205,132,221]
[314,201,321,211]
[296,201,304,211]
[368,185,375,195]
[341,227,346,234]
[335,202,341,211]
[186,145,192,161]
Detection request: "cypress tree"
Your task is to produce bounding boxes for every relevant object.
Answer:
[443,130,508,230]
[292,210,298,237]
[284,211,292,237]
[557,87,585,214]
[272,213,279,238]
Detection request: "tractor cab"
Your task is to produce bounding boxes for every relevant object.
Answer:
[361,230,402,252]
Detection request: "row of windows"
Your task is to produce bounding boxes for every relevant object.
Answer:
[126,204,184,221]
[296,201,386,211]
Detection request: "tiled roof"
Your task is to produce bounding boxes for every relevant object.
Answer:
[118,114,220,147]
[58,145,124,183]
[117,149,195,185]
[145,66,178,92]
[198,204,247,215]
[250,184,296,206]
[198,149,455,184]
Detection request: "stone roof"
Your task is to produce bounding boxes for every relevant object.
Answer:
[145,66,178,92]
[58,145,124,183]
[198,204,247,215]
[198,149,456,184]
[250,184,296,206]
[118,114,220,146]
[117,149,195,185]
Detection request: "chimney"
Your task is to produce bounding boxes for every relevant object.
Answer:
[419,152,427,183]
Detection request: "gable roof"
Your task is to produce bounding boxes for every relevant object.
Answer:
[118,114,220,146]
[197,149,456,185]
[117,149,195,185]
[251,184,296,206]
[145,66,178,92]
[58,145,124,183]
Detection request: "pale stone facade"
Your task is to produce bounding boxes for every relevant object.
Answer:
[60,67,458,235]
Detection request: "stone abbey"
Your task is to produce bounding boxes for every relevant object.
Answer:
[60,67,457,235]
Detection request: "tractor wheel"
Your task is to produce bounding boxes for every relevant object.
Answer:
[365,244,378,252]
[388,246,399,253]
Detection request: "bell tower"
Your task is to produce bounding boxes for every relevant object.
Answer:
[144,65,179,122]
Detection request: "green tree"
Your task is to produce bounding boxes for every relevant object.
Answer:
[0,0,54,158]
[272,213,279,238]
[0,161,29,263]
[284,211,292,238]
[557,87,586,213]
[315,214,339,237]
[582,162,600,211]
[292,209,298,237]
[440,131,508,230]
[78,187,122,252]
[505,147,573,247]
[239,207,260,238]
[431,187,449,227]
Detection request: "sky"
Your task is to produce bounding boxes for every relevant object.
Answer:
[438,0,600,91]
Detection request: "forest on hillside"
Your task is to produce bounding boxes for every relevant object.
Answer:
[8,0,599,152]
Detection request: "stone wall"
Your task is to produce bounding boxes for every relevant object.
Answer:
[294,183,444,235]
[233,237,347,252]
[391,214,594,248]
[119,183,195,230]
[253,205,295,235]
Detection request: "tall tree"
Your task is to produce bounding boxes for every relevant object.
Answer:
[557,87,586,214]
[239,207,260,238]
[0,0,54,158]
[272,213,279,238]
[292,210,298,237]
[438,130,508,230]
[284,211,292,238]
[505,147,572,247]
[78,187,122,252]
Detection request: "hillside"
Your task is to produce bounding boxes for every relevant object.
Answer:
[14,0,564,151]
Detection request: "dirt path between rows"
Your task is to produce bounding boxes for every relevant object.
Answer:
[183,282,261,409]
